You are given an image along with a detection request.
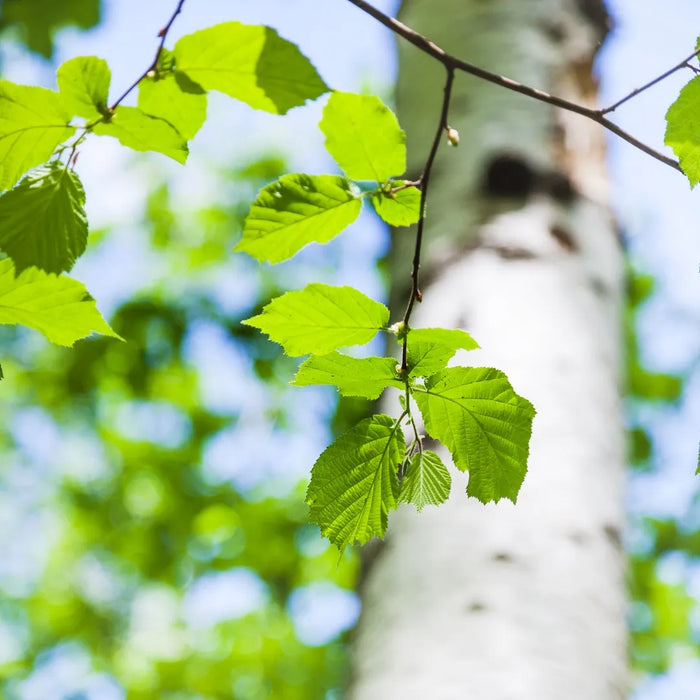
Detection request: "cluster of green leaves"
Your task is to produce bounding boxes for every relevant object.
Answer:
[0,16,536,549]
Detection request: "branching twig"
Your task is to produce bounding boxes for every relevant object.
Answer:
[345,0,682,173]
[110,0,187,110]
[400,66,454,370]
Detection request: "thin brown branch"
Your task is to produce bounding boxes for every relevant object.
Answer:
[400,66,455,370]
[345,0,681,173]
[110,0,187,110]
[600,49,700,115]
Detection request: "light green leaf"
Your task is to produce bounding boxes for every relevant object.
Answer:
[413,367,535,504]
[293,352,404,399]
[236,174,362,263]
[306,414,403,549]
[406,327,479,378]
[138,57,207,141]
[175,22,328,114]
[0,80,74,191]
[57,55,111,119]
[0,258,121,346]
[93,106,188,163]
[399,450,451,511]
[0,161,87,275]
[665,76,700,187]
[320,92,406,181]
[243,283,389,357]
[371,185,421,226]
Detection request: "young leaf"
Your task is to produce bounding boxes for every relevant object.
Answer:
[292,352,404,399]
[371,185,421,227]
[243,283,389,357]
[0,161,87,275]
[57,55,111,119]
[0,80,74,191]
[406,327,479,378]
[174,22,328,114]
[0,258,121,346]
[306,414,403,549]
[413,367,535,504]
[93,106,188,163]
[138,55,207,141]
[320,92,406,181]
[399,450,451,511]
[665,76,700,187]
[236,174,362,263]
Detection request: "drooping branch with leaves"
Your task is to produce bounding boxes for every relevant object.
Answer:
[0,0,698,551]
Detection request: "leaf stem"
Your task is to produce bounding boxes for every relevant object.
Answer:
[110,0,187,110]
[400,66,454,370]
[344,0,682,173]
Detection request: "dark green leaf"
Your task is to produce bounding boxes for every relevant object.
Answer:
[399,450,451,511]
[0,80,74,191]
[57,55,111,120]
[236,174,362,263]
[292,352,404,399]
[0,258,120,346]
[320,92,406,180]
[0,161,87,275]
[306,414,403,549]
[413,367,535,504]
[243,283,389,357]
[371,185,421,226]
[175,22,328,114]
[93,106,188,163]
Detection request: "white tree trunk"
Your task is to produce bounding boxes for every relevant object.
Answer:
[348,1,627,698]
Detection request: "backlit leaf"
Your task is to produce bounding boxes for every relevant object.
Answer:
[306,414,403,549]
[413,367,535,503]
[57,55,111,120]
[371,185,421,226]
[0,258,120,346]
[320,92,406,181]
[0,161,87,275]
[236,174,362,263]
[406,327,479,378]
[0,80,74,191]
[175,22,328,114]
[399,450,451,511]
[243,283,389,357]
[293,352,404,399]
[665,76,700,187]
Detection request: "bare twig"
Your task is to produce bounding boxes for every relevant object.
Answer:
[345,0,682,173]
[110,0,187,110]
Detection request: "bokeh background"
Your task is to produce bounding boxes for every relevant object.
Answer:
[0,1,698,698]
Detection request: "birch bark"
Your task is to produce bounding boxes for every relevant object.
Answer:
[348,1,627,698]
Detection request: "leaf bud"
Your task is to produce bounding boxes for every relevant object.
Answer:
[446,127,460,146]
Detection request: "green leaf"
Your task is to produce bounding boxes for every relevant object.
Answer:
[236,174,362,263]
[0,161,87,275]
[306,414,403,549]
[57,55,111,119]
[406,327,479,378]
[665,76,700,187]
[174,22,328,114]
[320,92,406,181]
[243,283,389,357]
[93,106,188,163]
[371,185,421,226]
[0,80,74,191]
[413,367,535,504]
[293,352,404,399]
[399,450,451,511]
[138,55,207,141]
[0,258,121,346]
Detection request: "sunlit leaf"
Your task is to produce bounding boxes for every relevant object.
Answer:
[399,450,451,511]
[665,76,700,187]
[371,185,421,226]
[413,367,535,503]
[57,55,111,119]
[406,327,479,378]
[175,22,328,114]
[306,414,403,549]
[320,92,406,181]
[243,283,389,357]
[236,174,362,263]
[0,161,87,274]
[0,258,120,346]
